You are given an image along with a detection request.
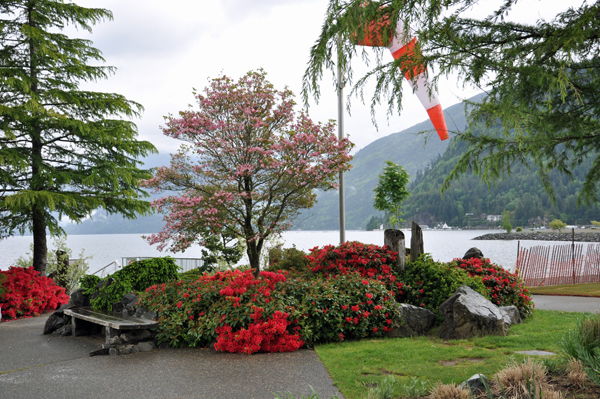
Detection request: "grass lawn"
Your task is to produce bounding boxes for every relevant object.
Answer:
[528,282,600,297]
[315,310,590,399]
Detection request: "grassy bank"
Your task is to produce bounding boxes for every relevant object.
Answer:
[528,282,600,297]
[315,310,587,399]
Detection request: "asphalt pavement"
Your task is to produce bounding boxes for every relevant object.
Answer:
[1,296,598,399]
[0,315,343,399]
[532,294,600,313]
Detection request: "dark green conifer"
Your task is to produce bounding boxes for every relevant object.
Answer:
[0,1,157,274]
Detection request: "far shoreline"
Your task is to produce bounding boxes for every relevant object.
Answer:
[473,230,600,242]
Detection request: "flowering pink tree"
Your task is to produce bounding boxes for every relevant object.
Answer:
[142,70,353,275]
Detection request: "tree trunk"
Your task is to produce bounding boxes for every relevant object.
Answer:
[32,206,47,275]
[384,229,405,273]
[29,5,47,275]
[410,221,424,262]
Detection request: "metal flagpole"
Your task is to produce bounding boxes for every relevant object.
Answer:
[337,35,346,244]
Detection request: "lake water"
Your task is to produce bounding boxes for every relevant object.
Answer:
[0,229,576,274]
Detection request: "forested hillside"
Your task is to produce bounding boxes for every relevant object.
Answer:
[291,95,477,230]
[402,139,600,228]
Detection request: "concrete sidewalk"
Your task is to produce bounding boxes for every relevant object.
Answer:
[532,294,600,313]
[0,315,343,399]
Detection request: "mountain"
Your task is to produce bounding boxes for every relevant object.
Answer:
[292,94,482,230]
[61,94,482,234]
[401,139,600,228]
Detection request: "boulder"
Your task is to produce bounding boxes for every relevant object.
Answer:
[137,341,156,352]
[460,374,488,394]
[53,303,75,317]
[462,247,484,260]
[56,324,73,336]
[69,288,91,307]
[120,329,152,343]
[140,310,157,321]
[387,304,435,338]
[43,312,66,335]
[438,286,509,340]
[499,306,522,325]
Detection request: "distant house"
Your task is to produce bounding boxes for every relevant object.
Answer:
[487,214,501,222]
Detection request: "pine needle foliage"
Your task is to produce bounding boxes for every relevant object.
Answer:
[0,1,157,274]
[303,0,600,206]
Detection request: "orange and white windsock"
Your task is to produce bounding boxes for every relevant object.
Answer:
[354,16,449,140]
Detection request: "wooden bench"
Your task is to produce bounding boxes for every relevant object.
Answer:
[63,307,158,344]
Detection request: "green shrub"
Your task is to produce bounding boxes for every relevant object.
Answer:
[266,246,310,273]
[90,278,134,312]
[282,273,401,344]
[399,254,488,321]
[90,256,180,311]
[118,257,180,290]
[180,268,207,281]
[79,274,101,294]
[15,237,90,294]
[559,314,600,385]
[516,227,523,232]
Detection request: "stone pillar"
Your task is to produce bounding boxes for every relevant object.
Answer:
[384,229,405,273]
[410,221,424,262]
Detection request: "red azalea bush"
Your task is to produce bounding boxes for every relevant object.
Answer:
[137,269,304,353]
[451,257,534,319]
[281,273,401,344]
[137,268,401,353]
[0,266,70,321]
[306,241,404,298]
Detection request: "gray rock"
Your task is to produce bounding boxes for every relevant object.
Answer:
[137,341,156,352]
[141,310,157,321]
[120,330,152,343]
[438,286,509,340]
[53,303,75,317]
[105,336,123,346]
[514,350,556,356]
[56,324,73,336]
[69,288,91,307]
[460,374,488,394]
[118,344,140,355]
[89,348,110,356]
[109,347,119,356]
[463,247,484,260]
[499,306,522,325]
[43,313,66,335]
[387,303,435,338]
[112,302,124,314]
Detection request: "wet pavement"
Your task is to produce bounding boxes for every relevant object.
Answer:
[532,295,600,313]
[0,315,343,399]
[1,295,597,399]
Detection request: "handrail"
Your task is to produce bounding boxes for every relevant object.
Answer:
[93,259,121,278]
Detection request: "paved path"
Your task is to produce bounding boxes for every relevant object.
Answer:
[1,296,597,399]
[532,294,600,313]
[0,315,343,399]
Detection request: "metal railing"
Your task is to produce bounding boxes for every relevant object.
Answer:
[93,259,122,278]
[121,257,204,273]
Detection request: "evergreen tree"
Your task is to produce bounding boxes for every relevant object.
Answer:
[373,160,410,229]
[303,0,600,205]
[0,1,157,274]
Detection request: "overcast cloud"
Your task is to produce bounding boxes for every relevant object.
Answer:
[72,0,574,159]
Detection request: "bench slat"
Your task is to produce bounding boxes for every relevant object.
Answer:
[64,308,158,330]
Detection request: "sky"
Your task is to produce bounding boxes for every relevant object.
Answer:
[74,0,576,159]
